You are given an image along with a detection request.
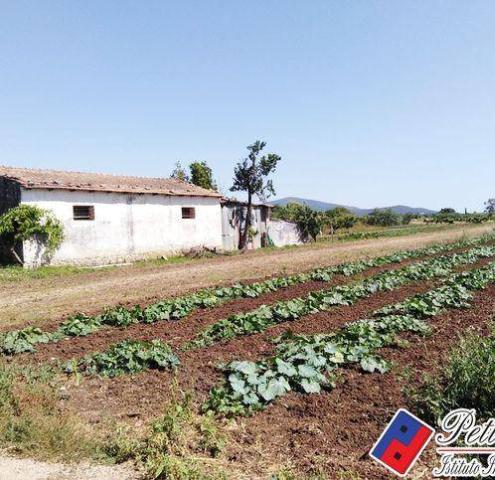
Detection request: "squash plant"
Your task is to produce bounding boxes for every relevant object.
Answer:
[204,261,495,416]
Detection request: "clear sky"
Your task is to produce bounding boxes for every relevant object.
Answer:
[1,1,494,212]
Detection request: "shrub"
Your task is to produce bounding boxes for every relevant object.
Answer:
[107,385,226,480]
[0,205,63,264]
[365,208,401,227]
[409,326,495,424]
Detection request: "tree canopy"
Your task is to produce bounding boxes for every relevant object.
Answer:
[189,161,217,190]
[170,161,189,182]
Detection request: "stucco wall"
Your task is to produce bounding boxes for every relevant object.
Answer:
[221,204,270,250]
[268,219,304,247]
[20,188,222,266]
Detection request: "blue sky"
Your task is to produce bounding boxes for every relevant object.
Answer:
[1,1,494,211]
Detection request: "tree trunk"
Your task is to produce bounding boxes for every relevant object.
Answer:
[10,246,23,266]
[240,191,253,251]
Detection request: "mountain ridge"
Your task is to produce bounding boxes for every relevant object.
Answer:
[270,197,437,217]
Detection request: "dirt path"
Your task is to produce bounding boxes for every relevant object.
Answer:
[0,455,139,480]
[2,224,493,328]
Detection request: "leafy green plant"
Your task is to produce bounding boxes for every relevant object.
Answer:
[408,325,495,424]
[0,205,63,264]
[190,245,495,347]
[204,261,495,416]
[2,235,494,355]
[64,339,179,378]
[0,327,51,354]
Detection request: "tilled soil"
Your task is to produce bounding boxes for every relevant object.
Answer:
[25,244,484,363]
[17,253,495,479]
[22,259,423,362]
[59,256,495,427]
[3,224,492,328]
[228,284,495,479]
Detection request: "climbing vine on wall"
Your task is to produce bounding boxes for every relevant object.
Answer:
[0,205,64,264]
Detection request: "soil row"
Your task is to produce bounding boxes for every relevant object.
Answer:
[229,285,495,479]
[62,256,495,429]
[26,244,487,363]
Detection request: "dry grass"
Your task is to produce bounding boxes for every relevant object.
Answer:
[0,361,104,462]
[0,223,493,329]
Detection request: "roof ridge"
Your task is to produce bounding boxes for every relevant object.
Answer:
[0,165,187,183]
[0,165,221,198]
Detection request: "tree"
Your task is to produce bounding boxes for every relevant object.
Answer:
[231,140,281,250]
[272,203,303,222]
[402,213,415,225]
[189,161,217,190]
[439,208,456,214]
[0,205,63,265]
[485,199,495,215]
[272,203,324,241]
[170,162,189,182]
[366,208,401,227]
[325,207,357,234]
[293,204,325,242]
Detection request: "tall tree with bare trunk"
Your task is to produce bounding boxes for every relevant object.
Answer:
[230,141,281,250]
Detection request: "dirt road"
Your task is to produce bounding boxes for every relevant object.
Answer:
[2,224,493,329]
[0,455,138,480]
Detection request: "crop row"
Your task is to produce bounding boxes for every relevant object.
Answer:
[2,236,491,355]
[188,245,495,348]
[63,339,179,378]
[62,245,494,380]
[203,260,495,417]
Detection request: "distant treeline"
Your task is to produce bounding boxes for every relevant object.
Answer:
[272,203,494,242]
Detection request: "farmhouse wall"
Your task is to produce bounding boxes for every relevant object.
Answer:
[221,203,270,250]
[20,188,223,266]
[268,219,304,247]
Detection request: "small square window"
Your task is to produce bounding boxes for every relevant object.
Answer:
[73,205,95,220]
[182,207,195,219]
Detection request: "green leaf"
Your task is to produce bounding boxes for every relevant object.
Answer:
[300,378,321,393]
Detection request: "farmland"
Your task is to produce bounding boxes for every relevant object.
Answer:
[2,224,495,479]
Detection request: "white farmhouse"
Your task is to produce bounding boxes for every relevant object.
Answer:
[0,166,223,266]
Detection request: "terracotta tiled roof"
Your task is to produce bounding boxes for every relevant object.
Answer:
[0,165,221,198]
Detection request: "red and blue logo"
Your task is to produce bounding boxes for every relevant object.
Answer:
[369,409,435,477]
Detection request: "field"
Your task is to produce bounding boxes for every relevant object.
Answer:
[2,222,495,479]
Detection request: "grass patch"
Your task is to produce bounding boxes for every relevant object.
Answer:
[408,324,495,424]
[0,264,104,282]
[0,361,106,461]
[108,384,226,480]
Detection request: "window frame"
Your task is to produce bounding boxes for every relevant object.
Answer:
[73,205,95,221]
[181,207,196,219]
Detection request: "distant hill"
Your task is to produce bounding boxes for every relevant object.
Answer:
[270,197,436,217]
